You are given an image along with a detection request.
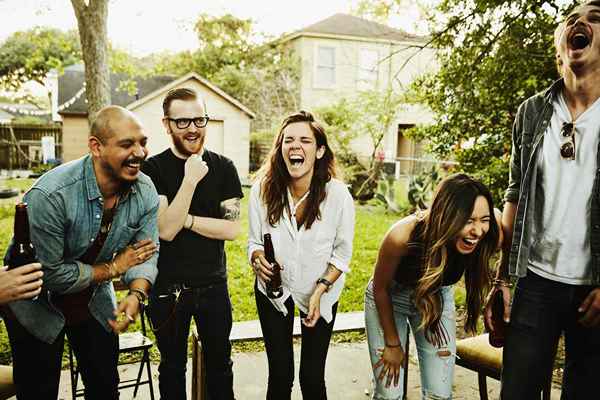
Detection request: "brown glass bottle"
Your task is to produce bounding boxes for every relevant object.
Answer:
[264,233,283,299]
[488,289,507,348]
[7,203,37,270]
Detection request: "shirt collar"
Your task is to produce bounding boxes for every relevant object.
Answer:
[84,154,136,202]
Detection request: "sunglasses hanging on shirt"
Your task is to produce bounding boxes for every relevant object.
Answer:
[560,122,576,160]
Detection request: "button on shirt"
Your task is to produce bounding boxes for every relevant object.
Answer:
[248,179,355,323]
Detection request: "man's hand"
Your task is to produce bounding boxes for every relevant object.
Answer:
[108,294,140,334]
[0,263,43,305]
[484,285,512,332]
[183,154,209,186]
[578,288,600,327]
[112,239,157,276]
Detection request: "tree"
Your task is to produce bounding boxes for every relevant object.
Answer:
[154,14,299,130]
[404,0,577,203]
[70,0,110,122]
[317,89,404,201]
[0,27,81,91]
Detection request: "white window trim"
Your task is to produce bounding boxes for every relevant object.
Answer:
[357,47,379,90]
[313,44,337,89]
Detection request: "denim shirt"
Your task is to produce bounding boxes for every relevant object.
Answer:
[505,78,600,285]
[7,155,159,343]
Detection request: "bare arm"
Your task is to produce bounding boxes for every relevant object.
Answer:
[185,197,241,241]
[372,217,415,347]
[157,154,209,242]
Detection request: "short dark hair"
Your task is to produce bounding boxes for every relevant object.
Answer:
[162,88,198,116]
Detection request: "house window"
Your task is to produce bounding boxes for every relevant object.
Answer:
[358,49,379,89]
[315,46,336,87]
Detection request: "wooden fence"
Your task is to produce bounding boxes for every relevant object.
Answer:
[0,123,62,170]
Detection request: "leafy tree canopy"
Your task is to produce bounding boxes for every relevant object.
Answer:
[0,27,81,91]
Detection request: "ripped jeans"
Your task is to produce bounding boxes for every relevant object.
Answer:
[365,280,456,400]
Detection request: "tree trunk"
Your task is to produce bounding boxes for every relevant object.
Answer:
[70,0,110,124]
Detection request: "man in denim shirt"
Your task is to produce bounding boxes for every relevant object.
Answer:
[485,1,600,398]
[2,106,159,400]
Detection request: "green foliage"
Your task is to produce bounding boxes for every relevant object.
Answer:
[316,89,404,201]
[0,27,81,90]
[374,173,411,214]
[407,166,440,211]
[153,14,300,130]
[407,0,577,204]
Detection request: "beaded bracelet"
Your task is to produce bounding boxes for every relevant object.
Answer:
[492,278,513,288]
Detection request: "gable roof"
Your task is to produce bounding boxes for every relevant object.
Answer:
[281,13,426,44]
[58,68,175,116]
[58,67,254,119]
[127,72,255,118]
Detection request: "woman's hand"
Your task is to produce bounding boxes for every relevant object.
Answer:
[373,344,404,388]
[250,251,276,283]
[303,289,323,327]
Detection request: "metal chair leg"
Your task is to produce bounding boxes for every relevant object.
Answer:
[477,373,489,400]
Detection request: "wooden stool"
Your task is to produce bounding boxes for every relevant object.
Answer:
[455,334,551,400]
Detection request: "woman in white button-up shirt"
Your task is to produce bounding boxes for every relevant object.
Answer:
[248,111,355,400]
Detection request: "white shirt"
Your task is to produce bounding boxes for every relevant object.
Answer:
[247,178,355,322]
[528,92,600,285]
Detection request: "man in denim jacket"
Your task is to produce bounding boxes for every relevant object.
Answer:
[2,106,159,399]
[485,1,600,398]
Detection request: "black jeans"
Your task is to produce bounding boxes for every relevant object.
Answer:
[148,281,234,400]
[255,286,337,400]
[4,315,119,400]
[501,271,600,400]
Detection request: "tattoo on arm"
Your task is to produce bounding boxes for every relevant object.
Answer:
[220,198,241,221]
[326,264,340,274]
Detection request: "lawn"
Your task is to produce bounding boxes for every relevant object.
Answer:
[0,179,404,364]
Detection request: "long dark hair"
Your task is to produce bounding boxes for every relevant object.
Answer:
[413,173,499,339]
[257,111,337,229]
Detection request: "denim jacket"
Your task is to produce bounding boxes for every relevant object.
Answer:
[505,78,600,285]
[7,155,159,343]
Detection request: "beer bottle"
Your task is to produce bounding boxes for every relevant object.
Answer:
[488,289,507,348]
[7,203,37,270]
[263,233,283,299]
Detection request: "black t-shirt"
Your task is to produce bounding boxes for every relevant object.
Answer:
[142,148,243,286]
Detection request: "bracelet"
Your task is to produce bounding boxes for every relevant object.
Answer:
[128,288,147,304]
[189,215,195,230]
[492,278,513,288]
[103,260,118,279]
[316,278,332,292]
[385,342,402,348]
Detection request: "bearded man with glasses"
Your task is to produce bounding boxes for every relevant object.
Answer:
[141,87,242,400]
[484,1,600,398]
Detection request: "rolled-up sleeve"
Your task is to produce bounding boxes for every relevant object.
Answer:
[504,103,525,204]
[247,183,264,262]
[122,190,160,286]
[25,188,93,294]
[328,187,355,273]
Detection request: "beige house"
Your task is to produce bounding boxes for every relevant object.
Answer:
[54,65,254,180]
[281,14,437,177]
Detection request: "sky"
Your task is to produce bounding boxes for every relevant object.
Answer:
[0,0,426,56]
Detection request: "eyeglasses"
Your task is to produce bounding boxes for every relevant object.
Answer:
[167,116,210,129]
[560,122,576,160]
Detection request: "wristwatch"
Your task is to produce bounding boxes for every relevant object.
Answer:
[316,278,333,292]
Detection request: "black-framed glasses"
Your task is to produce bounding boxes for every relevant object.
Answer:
[560,122,576,160]
[167,116,210,129]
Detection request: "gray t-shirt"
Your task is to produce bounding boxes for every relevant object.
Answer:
[528,92,600,285]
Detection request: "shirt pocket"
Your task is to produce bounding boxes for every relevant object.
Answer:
[110,224,143,254]
[313,222,335,256]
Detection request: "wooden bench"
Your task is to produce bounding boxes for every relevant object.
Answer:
[455,334,551,400]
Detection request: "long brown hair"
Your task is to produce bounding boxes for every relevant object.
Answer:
[413,174,499,340]
[257,111,337,229]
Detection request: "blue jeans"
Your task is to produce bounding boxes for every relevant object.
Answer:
[501,270,600,400]
[147,281,234,400]
[365,280,456,400]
